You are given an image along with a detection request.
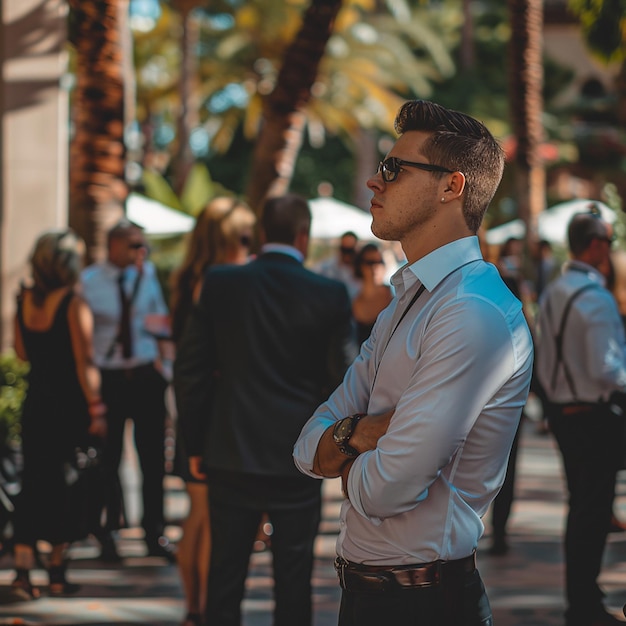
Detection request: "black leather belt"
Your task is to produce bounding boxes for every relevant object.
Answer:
[101,363,154,380]
[334,552,476,593]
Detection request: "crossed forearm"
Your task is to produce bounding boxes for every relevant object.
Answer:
[312,409,394,478]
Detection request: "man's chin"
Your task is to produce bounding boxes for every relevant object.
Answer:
[371,222,394,242]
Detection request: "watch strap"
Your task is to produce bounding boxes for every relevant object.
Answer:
[336,413,366,457]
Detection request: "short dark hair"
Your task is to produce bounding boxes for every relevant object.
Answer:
[394,100,505,233]
[340,231,357,241]
[261,194,311,244]
[107,219,144,247]
[567,207,608,256]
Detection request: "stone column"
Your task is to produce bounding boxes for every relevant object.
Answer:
[0,0,68,349]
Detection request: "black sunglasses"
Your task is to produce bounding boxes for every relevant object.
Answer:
[592,234,616,245]
[128,242,146,250]
[377,157,454,183]
[361,259,384,266]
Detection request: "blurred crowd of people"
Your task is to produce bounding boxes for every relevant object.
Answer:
[4,196,626,625]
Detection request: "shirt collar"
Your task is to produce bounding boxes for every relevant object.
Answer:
[103,260,141,281]
[103,261,123,278]
[390,236,483,298]
[565,259,606,286]
[261,243,304,263]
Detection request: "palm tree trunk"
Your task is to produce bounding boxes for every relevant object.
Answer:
[68,0,127,264]
[246,0,343,215]
[460,0,475,70]
[172,1,199,194]
[508,0,545,250]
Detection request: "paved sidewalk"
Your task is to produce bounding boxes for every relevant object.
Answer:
[1,416,626,625]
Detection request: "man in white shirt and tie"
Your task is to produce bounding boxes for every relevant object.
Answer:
[81,219,172,562]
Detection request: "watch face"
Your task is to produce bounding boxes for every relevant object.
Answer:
[333,417,353,443]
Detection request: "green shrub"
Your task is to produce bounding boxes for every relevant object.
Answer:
[0,350,29,445]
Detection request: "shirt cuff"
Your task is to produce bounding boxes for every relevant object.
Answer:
[293,417,335,477]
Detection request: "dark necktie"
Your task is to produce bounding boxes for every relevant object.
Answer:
[118,271,133,359]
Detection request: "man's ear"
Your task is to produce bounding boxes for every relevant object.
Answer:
[442,171,466,201]
[295,230,310,258]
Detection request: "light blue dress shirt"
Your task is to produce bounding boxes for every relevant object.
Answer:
[294,236,534,565]
[80,260,168,369]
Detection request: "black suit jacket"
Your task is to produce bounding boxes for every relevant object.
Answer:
[174,251,355,478]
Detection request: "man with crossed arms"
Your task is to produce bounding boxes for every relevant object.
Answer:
[294,100,534,626]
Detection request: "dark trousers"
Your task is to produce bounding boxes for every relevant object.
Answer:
[100,364,167,542]
[491,419,521,541]
[548,405,622,625]
[338,569,492,626]
[205,470,322,626]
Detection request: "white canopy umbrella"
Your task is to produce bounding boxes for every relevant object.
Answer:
[485,199,616,246]
[309,196,378,241]
[484,219,526,246]
[125,193,379,241]
[126,192,195,237]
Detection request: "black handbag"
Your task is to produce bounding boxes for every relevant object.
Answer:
[64,438,105,539]
[64,443,102,487]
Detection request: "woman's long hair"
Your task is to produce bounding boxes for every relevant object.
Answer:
[170,197,255,342]
[29,230,85,307]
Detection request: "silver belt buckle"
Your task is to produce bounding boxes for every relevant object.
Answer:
[334,557,347,589]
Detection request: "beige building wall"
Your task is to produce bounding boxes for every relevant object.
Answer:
[544,24,621,106]
[1,0,68,349]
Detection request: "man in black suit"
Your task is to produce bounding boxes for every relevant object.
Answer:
[174,193,355,626]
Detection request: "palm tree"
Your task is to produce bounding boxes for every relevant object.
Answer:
[238,0,453,207]
[245,0,343,212]
[171,0,200,192]
[507,0,545,250]
[68,0,128,263]
[132,0,456,210]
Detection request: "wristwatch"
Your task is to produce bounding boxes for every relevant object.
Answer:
[332,413,366,457]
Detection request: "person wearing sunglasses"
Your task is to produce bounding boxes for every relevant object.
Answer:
[81,219,173,563]
[295,100,533,626]
[352,243,393,345]
[535,209,626,626]
[315,231,363,300]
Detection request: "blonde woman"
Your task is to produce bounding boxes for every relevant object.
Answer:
[170,197,255,626]
[11,230,106,599]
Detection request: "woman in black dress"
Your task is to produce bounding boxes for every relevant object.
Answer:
[11,230,107,599]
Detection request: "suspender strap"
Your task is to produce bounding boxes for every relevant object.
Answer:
[391,284,427,341]
[370,284,426,392]
[547,283,598,398]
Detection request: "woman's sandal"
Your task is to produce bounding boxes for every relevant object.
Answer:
[10,569,40,601]
[181,613,203,626]
[48,564,81,596]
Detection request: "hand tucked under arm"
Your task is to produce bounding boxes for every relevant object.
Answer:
[189,456,207,481]
[349,410,394,452]
[312,409,394,478]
